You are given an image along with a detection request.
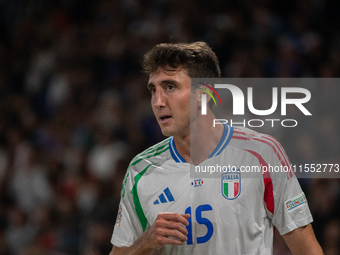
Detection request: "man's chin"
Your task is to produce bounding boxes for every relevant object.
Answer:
[160,128,173,137]
[159,125,177,137]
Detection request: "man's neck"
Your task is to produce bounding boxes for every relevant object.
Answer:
[174,110,224,165]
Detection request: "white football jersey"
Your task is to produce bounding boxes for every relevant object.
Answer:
[111,125,313,254]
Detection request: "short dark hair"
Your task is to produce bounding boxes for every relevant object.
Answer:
[142,42,221,78]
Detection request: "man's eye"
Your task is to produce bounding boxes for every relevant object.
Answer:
[149,87,156,93]
[167,84,175,90]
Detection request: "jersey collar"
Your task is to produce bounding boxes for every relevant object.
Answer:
[169,124,234,163]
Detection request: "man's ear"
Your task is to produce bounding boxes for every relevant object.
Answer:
[197,86,213,106]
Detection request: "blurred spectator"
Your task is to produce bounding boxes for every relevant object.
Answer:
[5,207,37,255]
[9,144,51,214]
[322,219,340,255]
[87,128,127,180]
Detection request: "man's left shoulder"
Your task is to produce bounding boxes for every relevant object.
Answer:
[229,126,285,153]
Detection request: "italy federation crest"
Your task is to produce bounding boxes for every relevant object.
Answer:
[221,173,241,200]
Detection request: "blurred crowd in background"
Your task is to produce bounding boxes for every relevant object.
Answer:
[0,0,339,254]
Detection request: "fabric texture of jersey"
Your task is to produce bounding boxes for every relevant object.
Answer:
[111,125,313,254]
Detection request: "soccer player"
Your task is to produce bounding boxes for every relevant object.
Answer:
[109,42,323,254]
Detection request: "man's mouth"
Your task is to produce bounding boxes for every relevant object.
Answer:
[159,115,172,123]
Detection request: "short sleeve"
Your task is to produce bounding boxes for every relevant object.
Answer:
[111,170,144,247]
[262,140,313,235]
[271,173,313,235]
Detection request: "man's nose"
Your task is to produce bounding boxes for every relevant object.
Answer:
[153,89,166,108]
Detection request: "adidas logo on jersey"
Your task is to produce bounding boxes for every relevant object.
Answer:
[153,187,175,205]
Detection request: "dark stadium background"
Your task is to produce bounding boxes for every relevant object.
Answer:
[0,0,339,254]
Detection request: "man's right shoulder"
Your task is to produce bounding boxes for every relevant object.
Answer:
[127,137,172,173]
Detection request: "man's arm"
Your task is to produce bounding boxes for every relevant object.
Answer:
[282,224,323,255]
[109,213,190,255]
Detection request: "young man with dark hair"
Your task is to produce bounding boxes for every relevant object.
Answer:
[109,42,323,255]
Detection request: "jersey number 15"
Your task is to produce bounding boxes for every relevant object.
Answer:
[185,204,214,245]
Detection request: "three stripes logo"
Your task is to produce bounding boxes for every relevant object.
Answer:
[153,187,175,205]
[197,82,223,115]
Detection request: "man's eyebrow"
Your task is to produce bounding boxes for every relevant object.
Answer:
[147,79,179,89]
[160,79,179,85]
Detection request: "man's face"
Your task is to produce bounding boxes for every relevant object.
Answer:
[147,67,197,137]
